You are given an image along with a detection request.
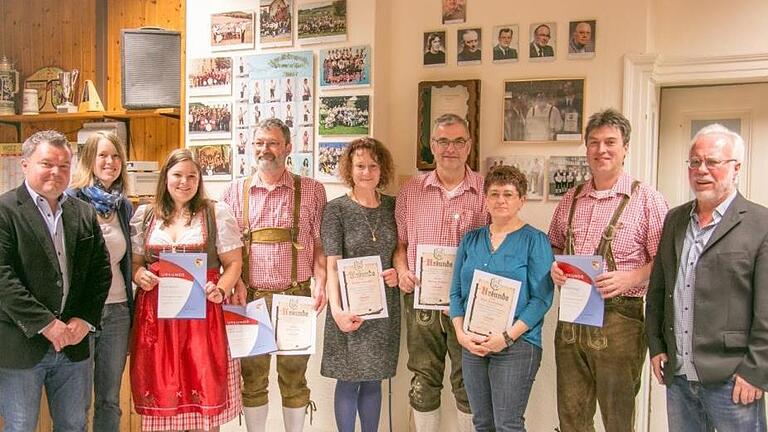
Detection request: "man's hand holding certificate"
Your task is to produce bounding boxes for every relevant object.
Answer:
[272,294,317,355]
[157,252,207,319]
[414,245,458,310]
[463,270,521,337]
[337,256,388,320]
[554,255,605,327]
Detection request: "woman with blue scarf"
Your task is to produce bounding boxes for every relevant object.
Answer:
[68,131,133,431]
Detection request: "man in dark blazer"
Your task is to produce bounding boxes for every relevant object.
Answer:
[646,124,768,431]
[529,24,555,58]
[0,130,112,431]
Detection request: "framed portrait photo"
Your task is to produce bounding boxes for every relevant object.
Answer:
[568,20,596,58]
[457,28,482,65]
[491,25,519,63]
[210,11,255,51]
[528,22,556,61]
[423,31,447,67]
[417,79,480,171]
[442,0,466,24]
[502,78,585,142]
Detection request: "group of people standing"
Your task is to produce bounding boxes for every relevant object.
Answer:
[0,106,765,432]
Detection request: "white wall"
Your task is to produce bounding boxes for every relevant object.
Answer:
[187,1,768,431]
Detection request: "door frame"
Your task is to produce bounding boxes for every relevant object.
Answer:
[622,52,768,432]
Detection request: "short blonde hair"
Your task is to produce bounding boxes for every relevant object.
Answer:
[70,131,130,194]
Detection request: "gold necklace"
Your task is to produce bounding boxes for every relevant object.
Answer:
[350,190,381,242]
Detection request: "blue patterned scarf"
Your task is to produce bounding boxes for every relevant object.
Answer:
[82,181,123,218]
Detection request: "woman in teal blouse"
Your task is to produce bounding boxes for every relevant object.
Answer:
[449,165,554,431]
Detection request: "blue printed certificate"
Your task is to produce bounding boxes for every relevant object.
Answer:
[157,252,207,319]
[223,298,278,358]
[555,255,605,327]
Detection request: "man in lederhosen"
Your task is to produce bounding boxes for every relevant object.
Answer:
[548,109,668,431]
[222,118,327,432]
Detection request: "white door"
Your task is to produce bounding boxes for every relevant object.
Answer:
[649,82,768,431]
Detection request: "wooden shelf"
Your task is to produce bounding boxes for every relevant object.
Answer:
[0,108,180,125]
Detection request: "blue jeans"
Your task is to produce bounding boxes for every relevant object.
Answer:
[91,302,131,432]
[0,345,92,432]
[667,375,767,432]
[462,340,542,432]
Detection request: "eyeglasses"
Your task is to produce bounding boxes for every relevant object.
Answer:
[685,158,737,170]
[253,140,282,149]
[432,137,469,149]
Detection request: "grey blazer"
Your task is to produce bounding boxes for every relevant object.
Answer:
[646,193,768,389]
[0,184,112,368]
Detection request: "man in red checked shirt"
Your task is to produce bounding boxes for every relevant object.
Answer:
[394,113,487,432]
[548,108,668,431]
[222,118,327,432]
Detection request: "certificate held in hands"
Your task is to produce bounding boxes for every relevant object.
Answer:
[414,245,458,310]
[271,294,317,355]
[337,256,388,320]
[157,252,207,319]
[223,298,278,358]
[555,255,605,327]
[463,270,522,337]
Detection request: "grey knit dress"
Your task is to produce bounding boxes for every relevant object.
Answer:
[320,194,401,381]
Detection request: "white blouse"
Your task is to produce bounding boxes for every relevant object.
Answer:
[130,202,243,256]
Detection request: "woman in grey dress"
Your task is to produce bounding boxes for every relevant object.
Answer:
[321,138,400,432]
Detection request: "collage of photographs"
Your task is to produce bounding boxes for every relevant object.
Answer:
[187,0,362,183]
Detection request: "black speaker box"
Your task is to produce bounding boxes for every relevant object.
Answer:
[121,28,181,109]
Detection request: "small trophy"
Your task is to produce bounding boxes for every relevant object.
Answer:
[56,69,79,113]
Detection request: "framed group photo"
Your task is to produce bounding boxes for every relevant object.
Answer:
[547,156,590,200]
[188,57,232,97]
[502,78,585,142]
[319,45,371,88]
[318,95,370,136]
[417,79,480,171]
[210,11,255,51]
[297,0,347,45]
[259,0,293,48]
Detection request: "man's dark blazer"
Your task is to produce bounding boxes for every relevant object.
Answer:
[646,193,768,390]
[529,42,554,58]
[0,184,112,368]
[493,45,518,61]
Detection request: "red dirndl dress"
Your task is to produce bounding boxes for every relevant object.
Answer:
[130,213,241,430]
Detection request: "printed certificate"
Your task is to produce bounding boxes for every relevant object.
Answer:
[414,244,458,310]
[223,298,278,358]
[157,252,207,319]
[271,294,316,355]
[337,256,388,320]
[463,269,522,337]
[555,255,605,327]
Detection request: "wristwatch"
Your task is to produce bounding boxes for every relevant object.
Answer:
[502,330,515,347]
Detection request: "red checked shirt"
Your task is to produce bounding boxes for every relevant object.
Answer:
[396,168,488,271]
[548,172,668,297]
[221,170,327,291]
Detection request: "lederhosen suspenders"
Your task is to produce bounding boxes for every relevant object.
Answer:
[564,181,640,272]
[240,174,305,298]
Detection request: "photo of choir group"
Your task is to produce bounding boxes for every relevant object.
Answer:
[259,0,292,48]
[209,11,255,51]
[297,0,347,44]
[319,45,371,88]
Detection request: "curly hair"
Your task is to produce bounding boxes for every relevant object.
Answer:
[338,137,395,189]
[484,165,528,197]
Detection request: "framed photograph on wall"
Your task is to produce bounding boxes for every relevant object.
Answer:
[547,156,590,200]
[457,28,482,65]
[189,143,233,181]
[188,57,232,97]
[491,25,519,63]
[210,11,255,51]
[528,22,556,61]
[423,31,447,67]
[297,0,347,45]
[503,78,584,142]
[442,0,466,24]
[188,101,232,140]
[319,45,371,88]
[318,95,370,136]
[317,140,351,182]
[417,79,480,171]
[260,0,293,48]
[567,20,596,58]
[484,155,545,201]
